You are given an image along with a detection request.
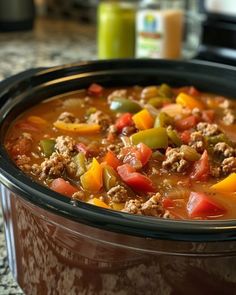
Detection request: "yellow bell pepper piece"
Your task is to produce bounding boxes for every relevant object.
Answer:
[132,109,154,130]
[176,92,205,110]
[88,197,110,209]
[211,173,236,192]
[80,158,103,192]
[27,116,47,125]
[53,121,100,134]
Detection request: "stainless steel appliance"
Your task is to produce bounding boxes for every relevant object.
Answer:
[197,0,236,65]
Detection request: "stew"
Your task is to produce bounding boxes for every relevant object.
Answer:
[5,83,236,220]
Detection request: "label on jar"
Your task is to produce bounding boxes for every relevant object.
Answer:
[136,10,165,58]
[136,9,183,59]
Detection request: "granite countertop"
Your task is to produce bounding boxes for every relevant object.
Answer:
[0,16,96,294]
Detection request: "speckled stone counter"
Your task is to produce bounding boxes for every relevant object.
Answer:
[0,17,96,294]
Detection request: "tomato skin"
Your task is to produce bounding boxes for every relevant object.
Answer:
[175,115,199,131]
[88,83,103,96]
[115,113,133,133]
[16,121,39,132]
[187,192,225,218]
[117,164,155,192]
[190,150,210,181]
[162,197,174,209]
[202,110,215,123]
[51,178,78,197]
[137,143,152,166]
[180,130,191,144]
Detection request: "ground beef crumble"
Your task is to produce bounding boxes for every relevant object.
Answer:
[122,193,170,217]
[196,122,220,137]
[222,157,236,174]
[57,112,79,123]
[162,147,189,173]
[222,109,235,126]
[54,136,76,155]
[189,131,205,153]
[107,185,128,203]
[39,152,71,179]
[107,89,127,103]
[87,110,112,131]
[214,142,235,158]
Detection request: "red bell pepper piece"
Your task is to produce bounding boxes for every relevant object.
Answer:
[190,150,210,181]
[115,113,133,133]
[117,164,155,192]
[51,178,78,197]
[88,83,103,96]
[104,150,121,170]
[187,192,225,218]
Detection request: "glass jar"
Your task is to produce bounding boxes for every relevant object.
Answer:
[97,1,136,59]
[136,0,202,59]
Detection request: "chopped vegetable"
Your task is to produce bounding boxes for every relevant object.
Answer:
[115,113,133,133]
[40,139,55,157]
[141,86,159,100]
[121,143,152,168]
[166,127,182,147]
[132,109,154,130]
[180,145,201,161]
[130,127,168,149]
[161,103,183,117]
[180,130,191,144]
[147,97,171,108]
[211,173,236,192]
[53,121,100,134]
[175,115,198,131]
[110,98,142,113]
[158,83,173,98]
[117,164,155,193]
[51,178,78,197]
[73,152,87,176]
[176,92,205,110]
[80,158,103,192]
[88,83,103,96]
[190,150,210,181]
[27,116,47,125]
[154,112,173,128]
[103,165,118,191]
[202,110,215,123]
[103,150,121,170]
[206,133,231,145]
[88,197,110,209]
[187,192,225,218]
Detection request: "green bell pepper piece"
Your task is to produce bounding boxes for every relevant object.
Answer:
[158,83,173,98]
[148,97,172,108]
[154,112,173,128]
[166,127,182,147]
[103,165,118,191]
[130,127,168,149]
[73,152,87,177]
[110,98,142,113]
[40,139,55,157]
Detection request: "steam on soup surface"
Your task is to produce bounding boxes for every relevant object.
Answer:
[5,83,236,220]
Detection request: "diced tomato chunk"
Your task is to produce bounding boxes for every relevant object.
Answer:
[202,110,215,123]
[137,143,152,166]
[115,113,133,133]
[117,164,155,192]
[174,86,200,97]
[175,115,199,131]
[180,130,191,144]
[88,83,103,96]
[51,178,78,197]
[188,86,200,97]
[187,192,225,218]
[162,197,174,209]
[190,150,210,181]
